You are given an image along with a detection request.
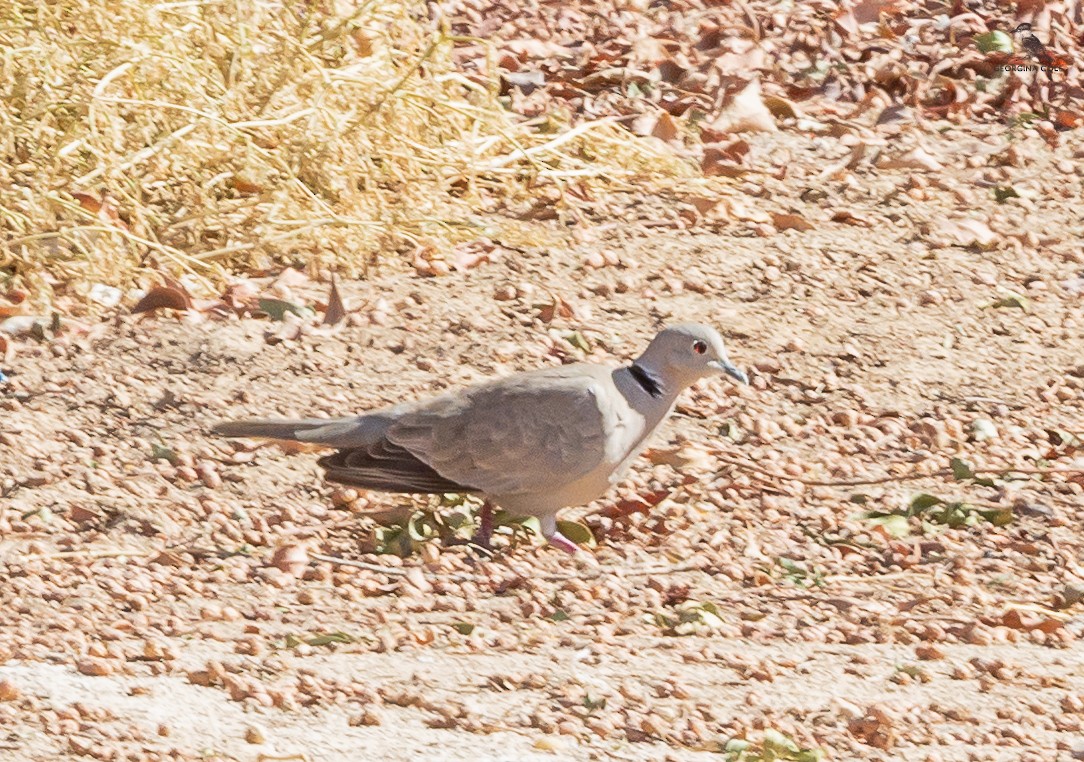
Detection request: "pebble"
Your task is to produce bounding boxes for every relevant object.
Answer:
[76,658,113,677]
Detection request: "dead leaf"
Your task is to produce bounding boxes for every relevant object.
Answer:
[131,285,193,314]
[270,267,310,291]
[501,70,545,94]
[713,40,767,75]
[701,139,751,177]
[876,147,944,172]
[270,544,309,577]
[71,190,129,230]
[706,78,777,135]
[932,217,997,249]
[536,294,575,323]
[722,197,771,224]
[770,212,815,231]
[631,111,681,144]
[763,94,800,120]
[831,209,874,226]
[322,273,346,326]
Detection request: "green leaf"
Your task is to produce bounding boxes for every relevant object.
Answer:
[556,520,595,547]
[150,443,179,466]
[306,631,354,646]
[778,557,804,574]
[978,507,1015,526]
[992,290,1029,311]
[407,511,436,542]
[563,331,591,352]
[548,609,570,622]
[451,622,475,635]
[763,729,800,753]
[258,298,314,321]
[867,513,911,537]
[994,186,1020,203]
[976,30,1013,53]
[720,419,744,441]
[910,493,944,513]
[583,694,607,711]
[950,457,975,481]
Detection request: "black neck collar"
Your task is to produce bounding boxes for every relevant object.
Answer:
[628,363,663,398]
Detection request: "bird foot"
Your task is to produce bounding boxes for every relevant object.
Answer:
[547,532,581,554]
[470,500,495,550]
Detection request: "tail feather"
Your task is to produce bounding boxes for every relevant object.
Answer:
[211,418,330,441]
[211,414,393,448]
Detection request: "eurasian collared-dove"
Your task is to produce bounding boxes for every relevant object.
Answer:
[212,323,747,553]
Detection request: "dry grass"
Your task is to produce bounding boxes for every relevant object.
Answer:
[0,0,692,307]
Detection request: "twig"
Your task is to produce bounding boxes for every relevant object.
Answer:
[10,549,151,562]
[310,553,412,576]
[712,453,1084,489]
[537,559,707,582]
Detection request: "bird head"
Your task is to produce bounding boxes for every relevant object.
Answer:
[637,323,749,389]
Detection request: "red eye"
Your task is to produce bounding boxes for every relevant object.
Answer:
[692,340,707,355]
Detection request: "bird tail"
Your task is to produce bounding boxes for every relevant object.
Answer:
[211,415,392,448]
[211,418,328,441]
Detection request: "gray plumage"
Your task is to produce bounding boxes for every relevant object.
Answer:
[212,323,747,552]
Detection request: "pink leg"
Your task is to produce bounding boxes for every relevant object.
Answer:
[539,514,579,554]
[547,532,580,554]
[472,501,494,549]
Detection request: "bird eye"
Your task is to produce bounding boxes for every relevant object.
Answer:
[692,340,708,355]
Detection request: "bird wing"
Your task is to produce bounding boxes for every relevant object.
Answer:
[382,365,617,497]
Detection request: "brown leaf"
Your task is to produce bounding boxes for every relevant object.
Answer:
[706,78,777,135]
[831,209,874,226]
[763,95,800,120]
[712,40,766,76]
[131,285,193,314]
[71,190,128,230]
[700,138,750,177]
[222,281,260,311]
[271,267,310,290]
[452,239,498,272]
[270,544,309,577]
[322,273,346,326]
[1053,110,1083,131]
[770,212,815,231]
[631,111,681,144]
[931,217,997,249]
[723,197,771,224]
[876,147,944,172]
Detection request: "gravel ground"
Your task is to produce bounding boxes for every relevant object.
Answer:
[3,125,1084,762]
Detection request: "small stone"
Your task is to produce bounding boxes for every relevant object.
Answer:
[76,658,113,677]
[971,418,999,442]
[832,410,859,428]
[493,284,517,301]
[753,358,782,374]
[349,707,384,726]
[915,643,945,660]
[244,726,266,744]
[0,679,20,701]
[918,289,943,306]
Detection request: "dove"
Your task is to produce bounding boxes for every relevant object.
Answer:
[212,323,747,553]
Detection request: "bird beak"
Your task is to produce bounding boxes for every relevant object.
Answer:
[708,359,749,385]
